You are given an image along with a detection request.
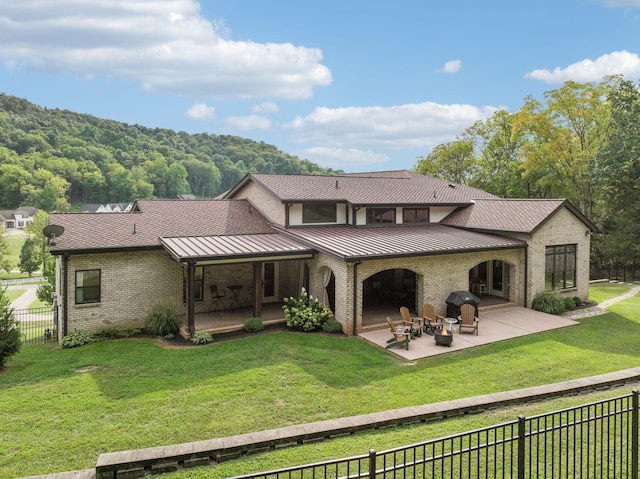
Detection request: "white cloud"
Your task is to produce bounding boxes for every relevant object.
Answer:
[285,102,499,150]
[0,0,332,100]
[525,50,640,83]
[186,102,215,119]
[441,59,462,74]
[294,147,388,169]
[225,115,271,130]
[600,0,640,6]
[251,102,279,114]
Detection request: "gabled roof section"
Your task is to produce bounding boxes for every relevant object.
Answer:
[49,199,274,253]
[224,170,496,206]
[276,224,525,260]
[441,198,597,234]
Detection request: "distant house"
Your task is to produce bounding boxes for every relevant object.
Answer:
[81,203,133,213]
[48,170,596,340]
[0,206,38,230]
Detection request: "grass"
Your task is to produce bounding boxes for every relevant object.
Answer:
[0,283,638,478]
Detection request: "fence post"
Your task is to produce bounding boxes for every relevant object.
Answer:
[368,449,376,479]
[517,416,526,479]
[633,391,638,479]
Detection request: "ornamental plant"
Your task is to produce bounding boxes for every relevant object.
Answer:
[282,288,333,332]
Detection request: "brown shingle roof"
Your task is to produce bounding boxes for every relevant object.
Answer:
[49,199,275,253]
[276,224,525,260]
[441,199,589,233]
[227,170,496,205]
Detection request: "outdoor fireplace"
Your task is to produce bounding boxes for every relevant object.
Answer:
[434,328,453,347]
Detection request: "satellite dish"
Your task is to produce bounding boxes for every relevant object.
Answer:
[43,224,65,246]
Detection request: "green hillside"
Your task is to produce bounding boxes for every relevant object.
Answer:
[0,93,339,211]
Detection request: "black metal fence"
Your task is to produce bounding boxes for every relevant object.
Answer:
[591,259,640,283]
[11,306,56,344]
[232,391,639,479]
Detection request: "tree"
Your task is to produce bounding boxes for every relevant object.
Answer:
[0,285,21,369]
[0,226,11,274]
[595,78,640,263]
[415,140,477,185]
[19,238,39,276]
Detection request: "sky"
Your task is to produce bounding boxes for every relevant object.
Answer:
[2,1,640,173]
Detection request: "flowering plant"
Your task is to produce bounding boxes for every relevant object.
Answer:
[282,288,333,331]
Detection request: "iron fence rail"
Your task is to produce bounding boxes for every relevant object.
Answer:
[232,392,639,479]
[11,306,56,344]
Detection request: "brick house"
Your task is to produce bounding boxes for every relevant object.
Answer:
[48,170,596,339]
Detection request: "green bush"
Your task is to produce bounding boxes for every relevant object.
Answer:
[532,292,566,315]
[191,332,212,345]
[0,287,21,369]
[573,296,582,307]
[244,317,264,332]
[61,330,93,349]
[322,319,343,334]
[282,288,333,332]
[94,328,141,340]
[145,302,180,336]
[563,296,577,310]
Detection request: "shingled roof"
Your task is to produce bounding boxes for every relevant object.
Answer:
[225,170,497,205]
[441,198,596,234]
[48,199,275,253]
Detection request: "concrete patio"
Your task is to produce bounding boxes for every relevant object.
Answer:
[359,307,581,361]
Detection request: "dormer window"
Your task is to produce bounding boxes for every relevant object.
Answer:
[302,203,337,223]
[403,208,430,224]
[366,208,395,224]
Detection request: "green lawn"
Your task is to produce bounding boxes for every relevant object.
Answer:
[0,283,639,478]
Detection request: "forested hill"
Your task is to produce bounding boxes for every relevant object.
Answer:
[0,93,339,211]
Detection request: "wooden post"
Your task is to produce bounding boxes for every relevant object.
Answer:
[252,262,262,318]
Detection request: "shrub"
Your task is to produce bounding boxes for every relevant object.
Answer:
[564,296,577,311]
[244,317,264,332]
[282,288,333,332]
[145,302,181,336]
[322,319,343,334]
[191,332,213,345]
[573,296,582,307]
[61,330,93,349]
[95,328,141,340]
[532,292,566,315]
[0,286,21,369]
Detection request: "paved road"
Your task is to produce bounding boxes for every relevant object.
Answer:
[5,282,39,310]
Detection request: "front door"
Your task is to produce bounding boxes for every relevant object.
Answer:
[262,262,279,303]
[491,260,504,296]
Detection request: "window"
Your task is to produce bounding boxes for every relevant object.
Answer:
[403,208,429,224]
[366,208,395,224]
[545,245,576,290]
[302,203,337,223]
[183,266,204,302]
[75,270,101,304]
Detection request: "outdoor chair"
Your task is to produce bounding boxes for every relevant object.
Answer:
[209,285,226,311]
[422,303,445,334]
[458,303,479,335]
[385,316,410,350]
[399,306,422,337]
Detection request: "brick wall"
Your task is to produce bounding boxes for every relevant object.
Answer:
[232,181,285,226]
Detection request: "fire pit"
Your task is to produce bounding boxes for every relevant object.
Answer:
[434,328,453,347]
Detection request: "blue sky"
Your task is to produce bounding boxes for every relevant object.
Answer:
[2,0,640,173]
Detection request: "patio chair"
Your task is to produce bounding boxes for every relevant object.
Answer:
[399,306,422,337]
[209,285,226,311]
[458,303,479,335]
[422,303,445,334]
[385,316,410,350]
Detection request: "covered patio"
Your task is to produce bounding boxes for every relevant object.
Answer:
[359,307,580,361]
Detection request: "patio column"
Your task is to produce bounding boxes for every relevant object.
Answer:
[252,262,262,318]
[186,260,196,335]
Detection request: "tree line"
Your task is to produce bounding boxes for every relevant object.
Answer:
[0,94,337,211]
[414,75,640,268]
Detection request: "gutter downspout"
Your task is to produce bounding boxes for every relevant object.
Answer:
[62,253,69,337]
[524,245,529,308]
[352,260,361,336]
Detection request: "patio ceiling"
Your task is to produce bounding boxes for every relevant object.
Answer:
[161,233,315,265]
